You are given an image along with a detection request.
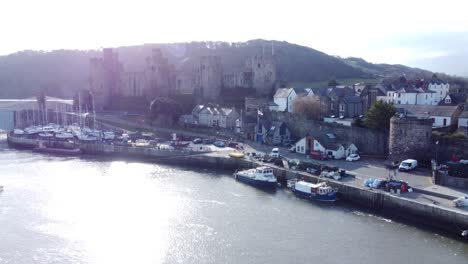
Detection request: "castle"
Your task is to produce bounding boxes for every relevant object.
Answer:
[89,48,277,110]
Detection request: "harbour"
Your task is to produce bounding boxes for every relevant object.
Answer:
[4,129,468,238]
[0,133,468,264]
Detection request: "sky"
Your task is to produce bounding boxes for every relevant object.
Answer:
[1,0,467,76]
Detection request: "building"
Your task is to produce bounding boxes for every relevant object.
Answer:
[389,117,432,162]
[271,88,296,112]
[387,87,437,105]
[145,48,176,98]
[439,93,467,106]
[176,54,277,102]
[89,48,123,110]
[427,79,450,104]
[89,48,176,110]
[395,104,463,128]
[338,96,363,118]
[293,132,358,159]
[182,104,239,129]
[457,111,468,136]
[255,120,291,145]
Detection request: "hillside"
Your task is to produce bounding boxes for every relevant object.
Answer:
[341,57,434,79]
[0,39,462,99]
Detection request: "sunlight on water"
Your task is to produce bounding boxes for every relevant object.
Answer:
[28,160,184,264]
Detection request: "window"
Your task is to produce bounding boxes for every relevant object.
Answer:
[443,118,447,126]
[398,93,401,98]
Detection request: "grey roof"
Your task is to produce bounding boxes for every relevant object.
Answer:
[308,130,355,151]
[293,87,308,95]
[439,93,467,106]
[395,104,461,117]
[309,87,329,97]
[274,88,293,98]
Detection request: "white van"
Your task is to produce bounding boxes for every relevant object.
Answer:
[399,159,418,171]
[271,148,280,158]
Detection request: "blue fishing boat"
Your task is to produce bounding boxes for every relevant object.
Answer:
[290,180,337,202]
[234,166,277,189]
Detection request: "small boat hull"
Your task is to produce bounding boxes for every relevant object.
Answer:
[235,173,277,189]
[34,147,82,156]
[291,188,337,202]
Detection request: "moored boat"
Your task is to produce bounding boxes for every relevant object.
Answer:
[234,166,277,189]
[290,180,337,202]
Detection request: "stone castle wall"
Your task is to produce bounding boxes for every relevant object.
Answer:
[389,117,432,162]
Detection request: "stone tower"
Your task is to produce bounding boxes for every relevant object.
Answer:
[247,55,276,96]
[89,48,122,110]
[389,116,432,162]
[145,48,176,99]
[198,56,223,101]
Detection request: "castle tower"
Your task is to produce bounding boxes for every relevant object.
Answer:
[389,116,432,162]
[198,56,223,101]
[145,48,176,99]
[89,48,122,110]
[248,55,276,96]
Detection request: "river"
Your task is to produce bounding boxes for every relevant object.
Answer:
[0,134,467,264]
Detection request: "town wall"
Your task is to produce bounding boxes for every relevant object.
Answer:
[270,112,388,156]
[389,117,432,162]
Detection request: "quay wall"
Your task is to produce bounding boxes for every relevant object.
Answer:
[7,134,468,236]
[173,154,468,235]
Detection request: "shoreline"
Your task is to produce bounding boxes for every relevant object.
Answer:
[5,132,468,238]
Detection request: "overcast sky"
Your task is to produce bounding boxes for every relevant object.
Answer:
[1,0,467,76]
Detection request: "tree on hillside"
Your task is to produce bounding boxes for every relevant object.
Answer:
[363,101,396,130]
[328,79,339,87]
[149,97,183,125]
[292,96,324,120]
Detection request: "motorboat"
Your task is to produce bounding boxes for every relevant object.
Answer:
[290,180,337,202]
[234,166,277,189]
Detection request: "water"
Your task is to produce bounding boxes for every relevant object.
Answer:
[0,135,467,264]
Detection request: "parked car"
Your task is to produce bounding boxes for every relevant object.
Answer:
[192,138,203,144]
[271,148,280,158]
[346,154,360,162]
[213,141,225,148]
[310,151,327,160]
[399,159,418,171]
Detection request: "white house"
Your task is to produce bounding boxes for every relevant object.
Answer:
[457,111,468,136]
[395,104,464,128]
[294,137,308,154]
[271,88,296,112]
[428,80,450,104]
[387,87,437,105]
[293,133,358,160]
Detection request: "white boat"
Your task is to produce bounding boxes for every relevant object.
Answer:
[103,132,115,140]
[38,132,54,138]
[13,129,24,135]
[234,166,277,189]
[453,196,468,207]
[55,132,74,139]
[290,180,337,202]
